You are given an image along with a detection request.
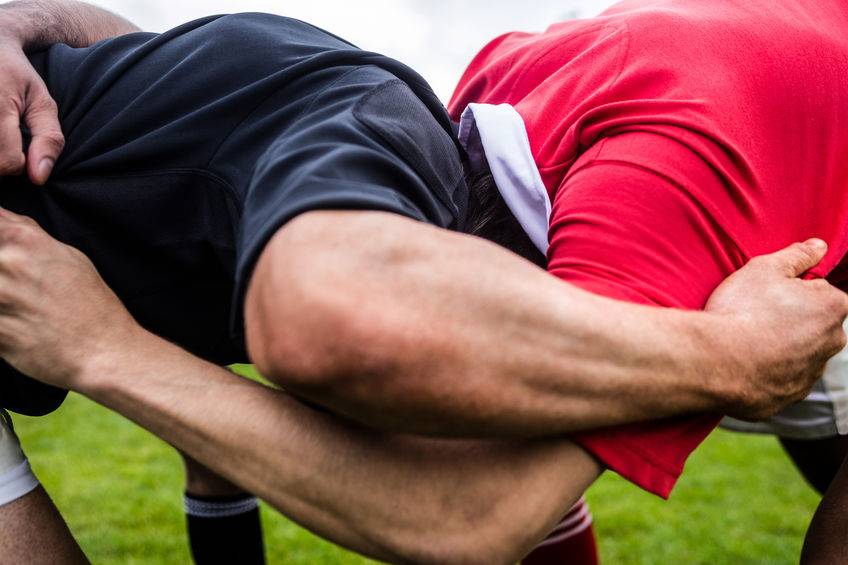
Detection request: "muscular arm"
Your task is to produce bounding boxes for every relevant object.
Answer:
[246,211,848,438]
[0,210,601,563]
[78,332,600,564]
[0,207,838,562]
[0,0,139,50]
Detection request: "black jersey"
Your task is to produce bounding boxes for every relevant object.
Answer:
[0,13,467,415]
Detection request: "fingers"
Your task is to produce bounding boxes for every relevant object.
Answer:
[756,238,828,278]
[806,277,848,306]
[0,209,45,256]
[23,82,64,186]
[0,99,25,176]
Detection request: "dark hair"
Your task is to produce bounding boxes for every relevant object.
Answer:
[463,169,547,268]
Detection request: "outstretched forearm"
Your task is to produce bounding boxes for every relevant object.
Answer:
[0,0,139,49]
[246,211,844,438]
[78,329,600,565]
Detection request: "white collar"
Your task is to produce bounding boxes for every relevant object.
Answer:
[458,103,551,254]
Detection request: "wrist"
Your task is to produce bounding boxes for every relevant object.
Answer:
[684,311,755,412]
[73,320,154,396]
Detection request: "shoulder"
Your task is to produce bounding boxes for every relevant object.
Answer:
[191,13,355,50]
[324,68,467,227]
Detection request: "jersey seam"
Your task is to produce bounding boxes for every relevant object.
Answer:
[58,167,242,214]
[297,66,368,123]
[352,79,461,219]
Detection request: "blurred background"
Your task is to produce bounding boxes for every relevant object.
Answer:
[94,0,615,100]
[15,1,822,564]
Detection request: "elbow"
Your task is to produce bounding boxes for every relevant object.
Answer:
[244,266,377,395]
[431,537,531,565]
[243,213,407,395]
[383,518,537,565]
[381,469,574,565]
[250,318,393,400]
[378,492,546,565]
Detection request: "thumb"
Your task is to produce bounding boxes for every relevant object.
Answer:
[23,84,64,186]
[759,239,828,278]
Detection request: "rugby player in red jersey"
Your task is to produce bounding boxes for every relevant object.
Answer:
[448,0,848,558]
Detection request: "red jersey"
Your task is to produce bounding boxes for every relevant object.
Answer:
[449,0,848,497]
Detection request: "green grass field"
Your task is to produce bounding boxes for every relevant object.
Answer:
[12,376,820,564]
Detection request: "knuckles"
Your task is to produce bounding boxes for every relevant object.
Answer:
[828,329,848,355]
[28,88,58,113]
[807,278,830,289]
[743,255,769,272]
[38,130,66,153]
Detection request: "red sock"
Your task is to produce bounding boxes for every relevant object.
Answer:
[522,498,599,565]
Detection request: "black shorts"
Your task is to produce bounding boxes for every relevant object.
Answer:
[0,13,465,415]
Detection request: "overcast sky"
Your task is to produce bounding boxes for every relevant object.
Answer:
[91,0,619,100]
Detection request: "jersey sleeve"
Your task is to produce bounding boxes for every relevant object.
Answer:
[548,131,748,498]
[232,68,467,318]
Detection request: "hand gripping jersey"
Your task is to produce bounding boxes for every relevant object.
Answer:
[449,0,848,497]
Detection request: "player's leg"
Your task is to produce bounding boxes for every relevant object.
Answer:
[181,453,265,565]
[0,488,88,565]
[0,410,87,563]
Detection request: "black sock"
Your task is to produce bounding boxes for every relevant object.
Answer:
[184,492,266,565]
